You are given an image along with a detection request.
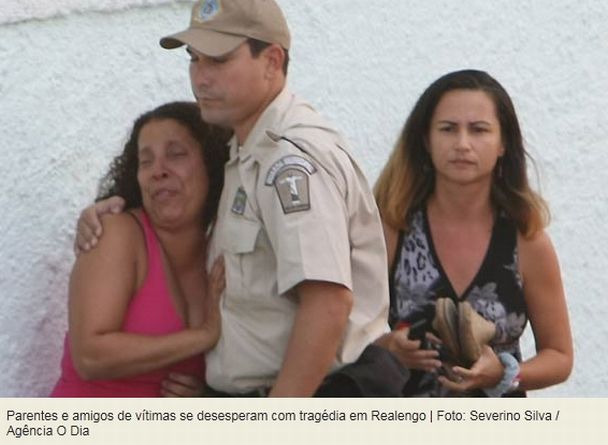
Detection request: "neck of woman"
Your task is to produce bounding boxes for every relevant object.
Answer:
[155,224,206,273]
[428,179,494,225]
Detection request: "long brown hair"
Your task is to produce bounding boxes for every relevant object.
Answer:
[374,69,549,237]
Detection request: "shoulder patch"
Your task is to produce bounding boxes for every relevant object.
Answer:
[274,168,311,214]
[264,155,316,186]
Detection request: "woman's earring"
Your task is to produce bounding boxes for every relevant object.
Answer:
[496,158,503,179]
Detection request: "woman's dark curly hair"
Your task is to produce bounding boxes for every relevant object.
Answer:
[97,102,231,231]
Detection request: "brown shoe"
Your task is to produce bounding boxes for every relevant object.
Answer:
[458,301,496,367]
[432,298,460,363]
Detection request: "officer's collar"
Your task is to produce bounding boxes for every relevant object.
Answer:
[228,86,294,163]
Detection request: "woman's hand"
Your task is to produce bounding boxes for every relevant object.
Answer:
[161,373,205,397]
[201,256,225,346]
[207,256,225,305]
[438,345,503,393]
[375,329,441,372]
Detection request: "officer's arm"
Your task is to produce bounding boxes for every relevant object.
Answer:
[269,280,353,397]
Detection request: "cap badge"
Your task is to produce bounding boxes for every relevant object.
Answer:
[197,0,221,22]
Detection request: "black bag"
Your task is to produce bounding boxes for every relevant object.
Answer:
[314,344,410,397]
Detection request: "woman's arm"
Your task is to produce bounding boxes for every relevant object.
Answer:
[68,213,218,381]
[518,230,573,391]
[159,256,224,397]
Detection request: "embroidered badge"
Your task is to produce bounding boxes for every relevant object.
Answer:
[196,0,221,22]
[264,156,317,186]
[231,186,247,215]
[274,168,311,214]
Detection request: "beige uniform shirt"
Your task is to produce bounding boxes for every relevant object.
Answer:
[206,88,389,393]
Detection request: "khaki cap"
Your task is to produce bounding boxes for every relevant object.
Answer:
[160,0,291,57]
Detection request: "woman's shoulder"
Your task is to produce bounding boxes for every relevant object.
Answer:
[79,210,146,261]
[517,229,559,273]
[71,210,147,287]
[517,229,553,254]
[99,211,144,241]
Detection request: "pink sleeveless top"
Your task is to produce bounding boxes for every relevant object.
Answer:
[51,211,205,397]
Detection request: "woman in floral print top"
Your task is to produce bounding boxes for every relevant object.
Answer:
[374,70,572,396]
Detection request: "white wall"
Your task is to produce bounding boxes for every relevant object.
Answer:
[1,0,606,397]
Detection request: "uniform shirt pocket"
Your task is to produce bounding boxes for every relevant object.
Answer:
[222,217,268,307]
[224,217,260,254]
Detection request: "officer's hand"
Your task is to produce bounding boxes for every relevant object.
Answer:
[74,196,125,256]
[160,373,205,397]
[375,329,441,372]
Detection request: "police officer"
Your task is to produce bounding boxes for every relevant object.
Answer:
[77,0,391,396]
